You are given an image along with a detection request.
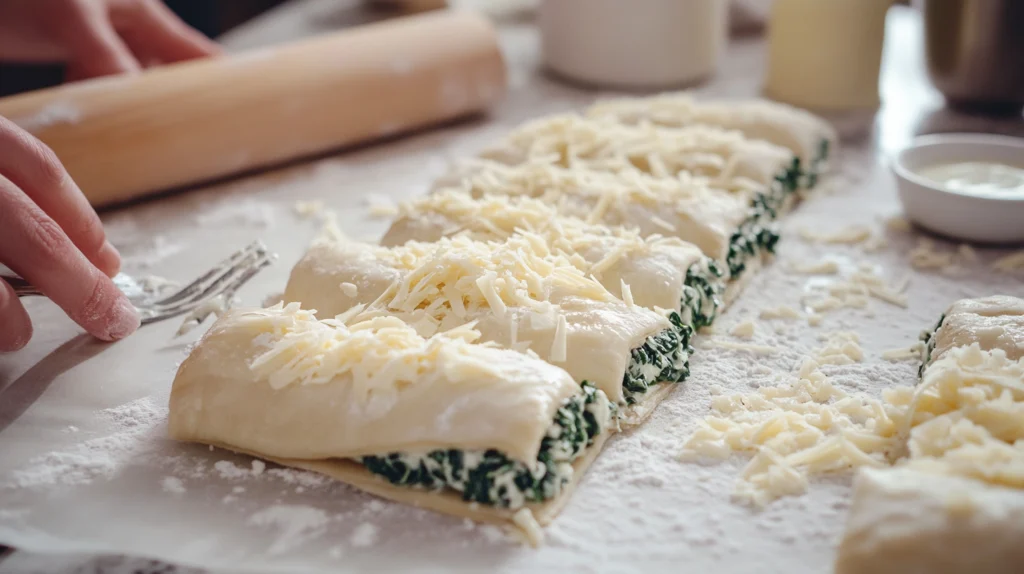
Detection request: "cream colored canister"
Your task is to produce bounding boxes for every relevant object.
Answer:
[765,0,893,111]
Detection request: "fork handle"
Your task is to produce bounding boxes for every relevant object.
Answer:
[1,275,43,297]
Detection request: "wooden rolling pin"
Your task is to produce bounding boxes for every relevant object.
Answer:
[0,11,506,207]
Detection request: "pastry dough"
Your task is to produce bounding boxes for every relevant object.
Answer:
[836,468,1024,574]
[381,190,722,324]
[929,295,1024,363]
[283,234,674,404]
[479,114,796,196]
[586,92,837,176]
[170,305,612,529]
[170,306,586,463]
[429,158,774,279]
[836,302,1024,573]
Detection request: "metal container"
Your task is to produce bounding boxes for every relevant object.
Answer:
[921,0,1024,113]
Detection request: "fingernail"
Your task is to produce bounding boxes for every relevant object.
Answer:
[97,241,122,277]
[104,298,141,341]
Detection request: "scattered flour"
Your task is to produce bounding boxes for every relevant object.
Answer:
[13,101,82,131]
[196,199,275,228]
[120,235,186,269]
[162,476,186,494]
[349,522,379,547]
[214,460,257,480]
[248,505,331,555]
[5,397,165,489]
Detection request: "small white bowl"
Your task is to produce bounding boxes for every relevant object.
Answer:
[892,133,1024,244]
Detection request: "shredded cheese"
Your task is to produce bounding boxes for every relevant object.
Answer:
[246,303,489,399]
[486,113,793,187]
[620,280,635,309]
[791,259,840,275]
[884,215,912,232]
[680,338,1024,507]
[293,200,326,217]
[349,235,617,334]
[729,320,756,339]
[799,225,874,245]
[340,282,359,297]
[812,331,864,365]
[510,508,545,548]
[881,343,924,362]
[703,339,777,355]
[909,237,958,271]
[760,306,803,320]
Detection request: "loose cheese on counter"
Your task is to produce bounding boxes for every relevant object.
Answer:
[908,237,958,271]
[880,344,924,362]
[813,331,864,365]
[702,339,777,356]
[791,259,840,275]
[680,355,894,507]
[680,342,1024,507]
[799,224,874,245]
[759,305,803,320]
[800,267,909,314]
[730,320,757,339]
[511,508,545,548]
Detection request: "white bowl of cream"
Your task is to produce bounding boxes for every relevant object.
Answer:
[892,133,1024,244]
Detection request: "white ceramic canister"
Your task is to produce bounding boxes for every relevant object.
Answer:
[538,0,728,89]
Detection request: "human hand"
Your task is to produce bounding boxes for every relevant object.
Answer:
[0,115,140,351]
[0,0,220,81]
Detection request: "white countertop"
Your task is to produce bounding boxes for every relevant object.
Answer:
[1,1,1022,573]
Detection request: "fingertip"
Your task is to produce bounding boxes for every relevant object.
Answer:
[71,273,140,342]
[106,297,141,341]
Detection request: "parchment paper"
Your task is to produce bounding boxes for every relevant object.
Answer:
[1,8,1022,574]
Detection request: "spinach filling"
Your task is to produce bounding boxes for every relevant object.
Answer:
[803,138,831,189]
[680,261,724,330]
[918,313,947,378]
[362,382,612,508]
[726,210,781,278]
[622,311,694,405]
[724,155,806,278]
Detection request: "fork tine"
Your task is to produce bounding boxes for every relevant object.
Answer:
[139,250,276,326]
[147,247,268,312]
[150,241,265,307]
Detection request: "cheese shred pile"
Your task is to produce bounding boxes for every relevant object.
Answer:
[679,343,1024,506]
[246,303,491,404]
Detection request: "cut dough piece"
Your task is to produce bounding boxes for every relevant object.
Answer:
[283,234,680,405]
[169,305,613,528]
[586,92,837,179]
[922,295,1024,369]
[479,114,797,201]
[381,190,724,328]
[430,159,776,280]
[836,467,1024,574]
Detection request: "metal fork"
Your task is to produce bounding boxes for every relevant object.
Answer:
[2,241,275,327]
